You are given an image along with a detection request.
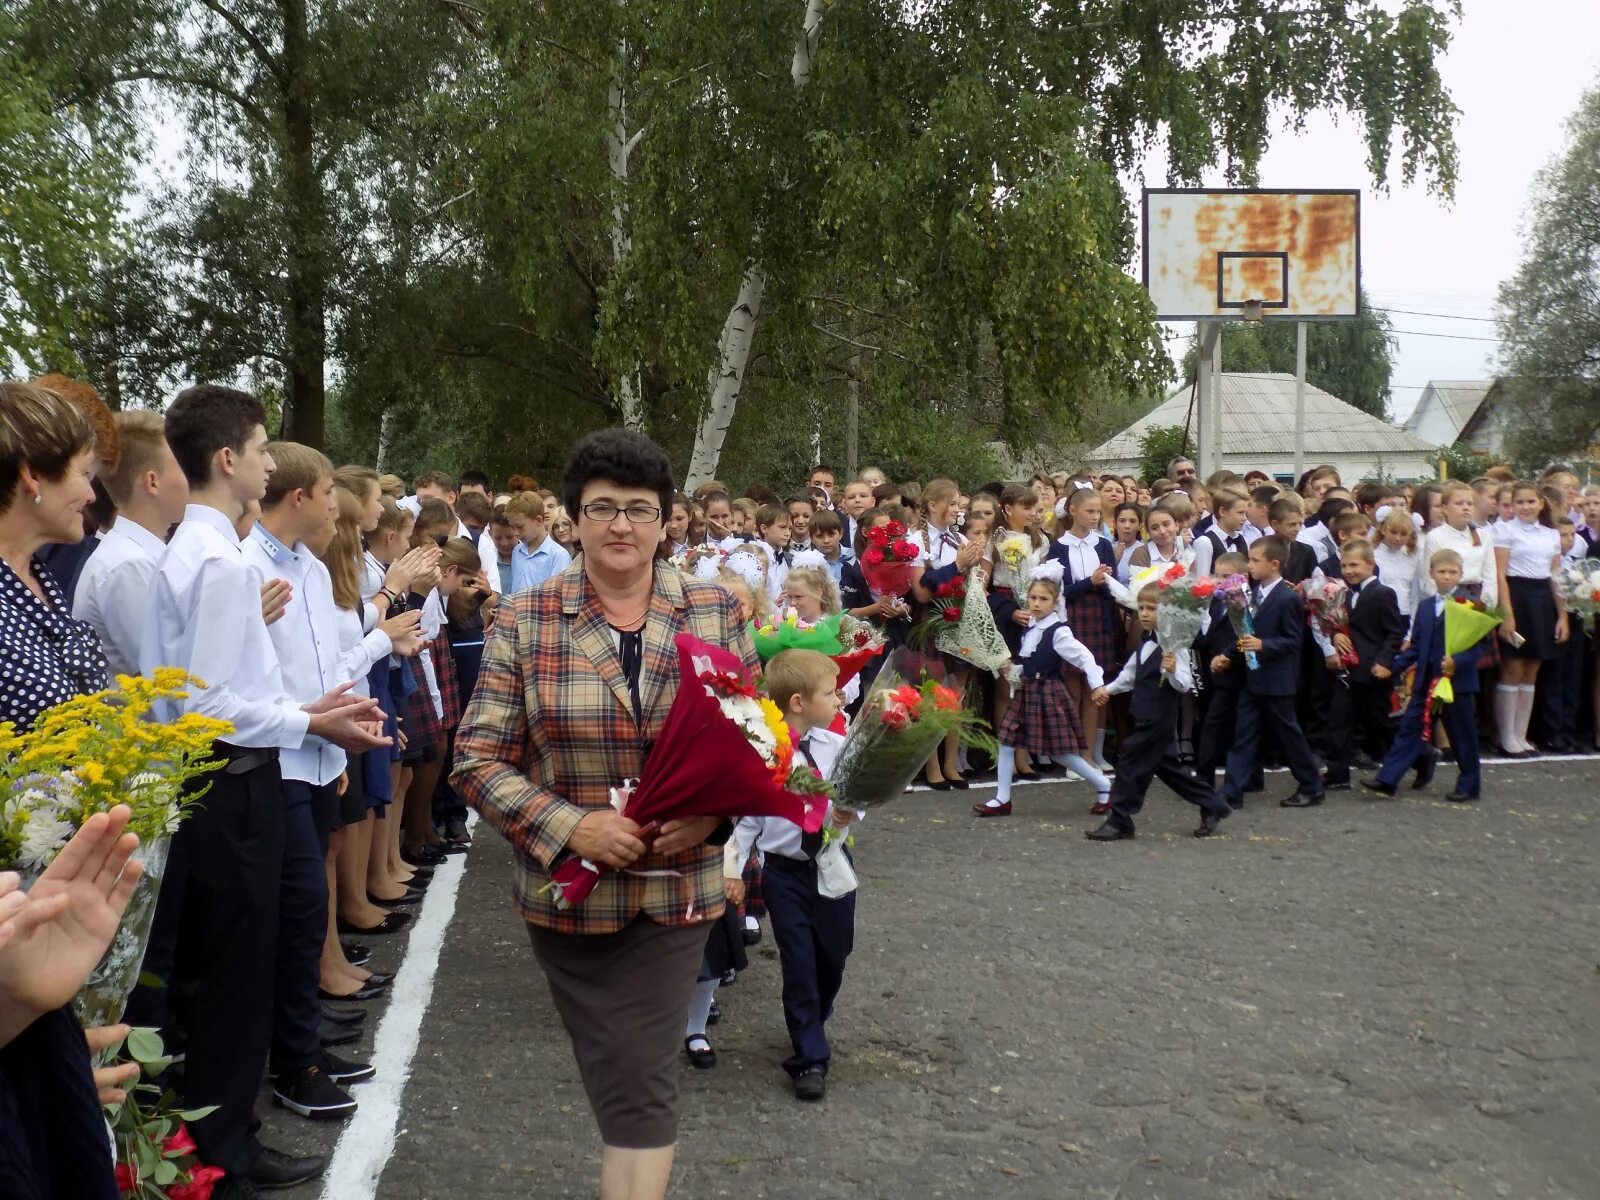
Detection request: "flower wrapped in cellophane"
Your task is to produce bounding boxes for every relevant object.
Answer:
[543,634,831,909]
[750,610,844,663]
[859,518,921,599]
[0,669,232,1034]
[828,650,996,812]
[1301,575,1358,668]
[832,614,888,688]
[1555,557,1600,632]
[1214,573,1259,670]
[1135,563,1214,657]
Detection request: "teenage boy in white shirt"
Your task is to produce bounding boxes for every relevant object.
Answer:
[74,411,189,676]
[130,386,384,1194]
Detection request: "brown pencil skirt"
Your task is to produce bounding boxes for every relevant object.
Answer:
[527,916,709,1149]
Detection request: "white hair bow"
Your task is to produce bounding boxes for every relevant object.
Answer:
[789,548,827,572]
[723,549,766,591]
[692,552,725,583]
[1029,559,1065,585]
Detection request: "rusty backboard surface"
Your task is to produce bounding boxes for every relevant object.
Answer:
[1142,189,1360,320]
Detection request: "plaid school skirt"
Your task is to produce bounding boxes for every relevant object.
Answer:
[405,631,462,759]
[741,853,766,920]
[997,675,1086,757]
[1065,592,1121,671]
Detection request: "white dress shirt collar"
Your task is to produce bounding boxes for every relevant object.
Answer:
[183,502,242,545]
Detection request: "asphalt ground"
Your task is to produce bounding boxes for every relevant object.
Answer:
[259,756,1600,1199]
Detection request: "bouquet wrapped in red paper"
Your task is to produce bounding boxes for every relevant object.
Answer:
[543,634,831,909]
[832,614,887,687]
[859,518,921,599]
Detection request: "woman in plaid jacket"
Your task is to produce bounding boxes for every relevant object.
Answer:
[453,429,754,1200]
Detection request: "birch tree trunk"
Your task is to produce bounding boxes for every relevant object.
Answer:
[375,406,397,474]
[685,265,765,490]
[683,0,825,484]
[610,39,644,429]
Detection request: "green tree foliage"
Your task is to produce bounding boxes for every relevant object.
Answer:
[1429,442,1490,482]
[0,4,139,375]
[1179,291,1397,418]
[1497,79,1600,468]
[1138,424,1197,487]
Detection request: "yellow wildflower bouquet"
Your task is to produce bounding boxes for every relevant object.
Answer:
[0,669,231,1032]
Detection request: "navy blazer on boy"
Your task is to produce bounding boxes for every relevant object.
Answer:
[1392,593,1489,699]
[1278,539,1318,585]
[1199,596,1244,692]
[1241,578,1304,697]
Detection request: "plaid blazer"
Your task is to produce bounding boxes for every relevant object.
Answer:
[452,561,757,934]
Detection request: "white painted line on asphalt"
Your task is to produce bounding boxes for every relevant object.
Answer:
[319,813,478,1200]
[909,753,1600,793]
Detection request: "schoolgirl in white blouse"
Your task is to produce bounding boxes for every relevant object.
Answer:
[1494,482,1568,754]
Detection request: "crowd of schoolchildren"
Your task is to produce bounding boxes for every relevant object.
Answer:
[2,369,1590,1196]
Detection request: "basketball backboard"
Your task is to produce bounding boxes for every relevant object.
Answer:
[1141,189,1360,321]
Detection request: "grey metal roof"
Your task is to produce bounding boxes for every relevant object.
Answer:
[1092,373,1441,461]
[1404,380,1494,437]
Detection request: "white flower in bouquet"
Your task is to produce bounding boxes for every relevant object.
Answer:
[18,811,74,871]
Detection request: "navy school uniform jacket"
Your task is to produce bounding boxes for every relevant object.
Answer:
[1392,595,1490,701]
[1345,578,1407,684]
[1045,535,1119,604]
[1199,595,1245,692]
[838,558,911,646]
[1242,580,1305,697]
[1279,540,1319,586]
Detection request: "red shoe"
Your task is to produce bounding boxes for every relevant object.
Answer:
[974,801,1012,817]
[1090,799,1112,815]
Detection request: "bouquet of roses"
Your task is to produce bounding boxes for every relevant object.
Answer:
[859,519,921,599]
[1214,573,1259,670]
[1555,557,1600,632]
[1302,575,1358,668]
[833,614,888,687]
[1139,563,1215,656]
[828,650,996,812]
[543,634,832,909]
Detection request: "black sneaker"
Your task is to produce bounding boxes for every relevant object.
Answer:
[273,1065,357,1119]
[793,1068,826,1101]
[322,1051,376,1085]
[245,1145,326,1190]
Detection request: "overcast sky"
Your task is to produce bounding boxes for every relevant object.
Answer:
[1140,0,1600,422]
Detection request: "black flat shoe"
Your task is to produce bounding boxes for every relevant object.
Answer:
[338,912,412,936]
[1445,791,1479,803]
[401,846,447,867]
[684,1037,717,1069]
[793,1068,826,1101]
[319,1022,361,1048]
[246,1145,326,1190]
[1013,771,1040,783]
[368,889,425,909]
[1194,809,1229,838]
[340,941,370,966]
[925,778,953,791]
[321,1004,366,1026]
[1280,791,1325,808]
[318,981,387,1003]
[1084,820,1135,841]
[741,925,762,946]
[1359,778,1397,798]
[946,775,970,790]
[1413,745,1440,789]
[359,971,394,988]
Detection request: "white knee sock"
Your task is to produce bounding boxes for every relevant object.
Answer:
[743,913,759,932]
[685,978,718,1038]
[1495,685,1523,753]
[1517,684,1538,748]
[990,745,1016,805]
[1059,753,1110,800]
[1092,728,1108,768]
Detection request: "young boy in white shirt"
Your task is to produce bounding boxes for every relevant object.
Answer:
[506,489,572,593]
[74,410,189,676]
[732,649,859,1102]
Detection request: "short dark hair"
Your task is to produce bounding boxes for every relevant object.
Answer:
[459,469,492,492]
[745,483,777,506]
[164,384,266,487]
[809,509,841,535]
[701,489,732,510]
[871,482,901,504]
[560,427,675,524]
[1254,534,1288,569]
[0,381,97,515]
[413,468,454,493]
[809,464,835,478]
[456,490,493,526]
[1249,484,1280,507]
[1315,496,1355,526]
[784,493,816,513]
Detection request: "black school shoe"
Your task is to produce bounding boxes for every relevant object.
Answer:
[684,1037,717,1069]
[244,1145,326,1190]
[793,1068,826,1101]
[273,1065,356,1119]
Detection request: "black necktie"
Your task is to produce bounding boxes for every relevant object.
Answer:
[798,736,825,859]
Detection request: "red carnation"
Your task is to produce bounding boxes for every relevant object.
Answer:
[936,580,956,598]
[862,547,885,566]
[941,606,961,621]
[880,704,910,731]
[886,520,908,538]
[866,525,891,547]
[1191,578,1217,598]
[892,539,919,560]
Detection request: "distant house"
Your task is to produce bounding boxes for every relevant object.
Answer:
[1089,372,1441,482]
[1401,380,1501,455]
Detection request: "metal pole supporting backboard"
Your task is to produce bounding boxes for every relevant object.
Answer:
[1195,322,1220,476]
[1293,321,1308,478]
[1209,326,1223,475]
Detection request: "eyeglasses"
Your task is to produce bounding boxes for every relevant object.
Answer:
[580,502,662,524]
